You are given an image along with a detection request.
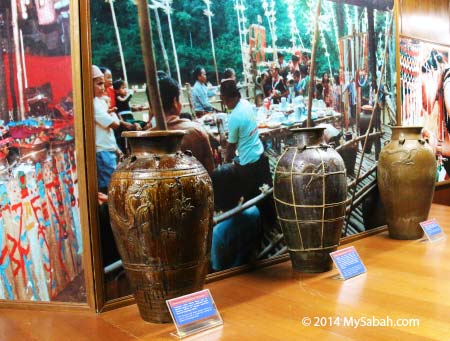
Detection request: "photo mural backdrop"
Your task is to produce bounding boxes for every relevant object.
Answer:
[0,0,84,302]
[400,37,450,181]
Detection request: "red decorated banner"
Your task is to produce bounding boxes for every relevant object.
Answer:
[3,54,72,110]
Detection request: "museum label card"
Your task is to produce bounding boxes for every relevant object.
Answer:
[330,246,366,280]
[420,218,445,242]
[166,289,223,338]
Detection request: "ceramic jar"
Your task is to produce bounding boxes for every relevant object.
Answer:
[274,127,347,272]
[377,126,436,239]
[108,131,214,323]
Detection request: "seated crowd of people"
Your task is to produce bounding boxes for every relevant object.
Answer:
[93,64,272,272]
[259,51,338,108]
[93,51,391,273]
[94,52,393,269]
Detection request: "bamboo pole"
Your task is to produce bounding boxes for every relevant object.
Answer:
[5,8,17,121]
[108,0,128,84]
[19,29,27,89]
[164,1,181,86]
[204,0,219,85]
[136,0,167,130]
[344,11,393,236]
[306,0,322,127]
[394,0,401,125]
[11,0,25,119]
[153,7,171,77]
[235,0,245,81]
[367,7,377,83]
[0,16,8,122]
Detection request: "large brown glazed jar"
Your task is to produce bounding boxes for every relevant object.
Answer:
[108,131,214,323]
[274,127,347,272]
[377,126,436,239]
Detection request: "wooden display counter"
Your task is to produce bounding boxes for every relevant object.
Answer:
[1,203,450,340]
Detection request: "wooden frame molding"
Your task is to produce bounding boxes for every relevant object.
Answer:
[0,0,96,312]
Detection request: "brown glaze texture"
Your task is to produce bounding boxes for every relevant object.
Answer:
[274,127,347,273]
[108,131,213,323]
[377,126,436,239]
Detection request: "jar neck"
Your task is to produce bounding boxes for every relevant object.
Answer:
[391,126,422,140]
[124,130,185,156]
[291,127,325,148]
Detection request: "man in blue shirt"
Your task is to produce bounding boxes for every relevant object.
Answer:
[192,66,217,116]
[212,80,275,225]
[224,84,263,165]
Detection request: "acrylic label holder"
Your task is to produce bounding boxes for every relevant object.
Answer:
[166,289,223,339]
[420,218,445,242]
[330,246,366,280]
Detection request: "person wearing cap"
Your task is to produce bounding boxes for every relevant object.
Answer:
[213,80,275,224]
[92,65,121,194]
[267,63,289,104]
[192,66,217,117]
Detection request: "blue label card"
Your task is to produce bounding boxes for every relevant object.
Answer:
[166,289,223,338]
[420,219,445,242]
[330,246,366,280]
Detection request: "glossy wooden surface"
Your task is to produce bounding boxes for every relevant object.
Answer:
[1,203,450,340]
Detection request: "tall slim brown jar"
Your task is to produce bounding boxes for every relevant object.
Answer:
[377,126,436,239]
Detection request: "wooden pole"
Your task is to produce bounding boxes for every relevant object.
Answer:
[11,0,24,119]
[205,1,219,85]
[153,7,171,77]
[235,0,246,82]
[165,1,181,86]
[307,0,321,127]
[0,14,8,122]
[367,6,377,83]
[136,0,167,130]
[108,0,128,84]
[394,0,401,125]
[5,8,17,121]
[19,29,27,89]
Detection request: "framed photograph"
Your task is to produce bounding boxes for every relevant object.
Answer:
[399,36,450,182]
[0,0,94,308]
